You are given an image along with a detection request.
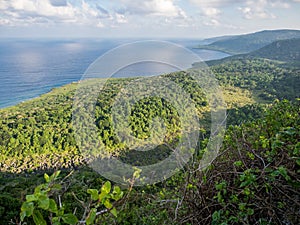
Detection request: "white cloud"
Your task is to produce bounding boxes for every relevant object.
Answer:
[190,0,294,21]
[0,18,11,25]
[202,7,221,17]
[0,0,299,37]
[116,0,186,18]
[0,0,188,29]
[200,7,221,27]
[189,0,243,8]
[115,13,127,23]
[238,0,275,19]
[238,0,296,19]
[188,0,239,27]
[270,1,290,8]
[203,18,220,26]
[189,0,223,19]
[0,0,110,26]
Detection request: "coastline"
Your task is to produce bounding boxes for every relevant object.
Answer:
[0,81,80,111]
[0,41,230,110]
[192,46,237,55]
[0,77,138,111]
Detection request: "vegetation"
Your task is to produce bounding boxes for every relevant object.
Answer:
[179,99,300,224]
[247,38,300,65]
[195,29,300,54]
[1,63,274,173]
[202,38,300,67]
[0,56,299,224]
[20,171,124,225]
[208,59,300,102]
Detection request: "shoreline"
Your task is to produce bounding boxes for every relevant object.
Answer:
[0,46,230,111]
[0,81,80,111]
[0,76,140,111]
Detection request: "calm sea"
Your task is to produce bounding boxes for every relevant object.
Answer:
[0,38,229,108]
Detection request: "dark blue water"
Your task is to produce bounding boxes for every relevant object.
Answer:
[0,38,229,108]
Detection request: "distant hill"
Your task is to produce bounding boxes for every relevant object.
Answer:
[195,29,300,54]
[248,38,300,62]
[197,35,234,45]
[195,38,300,67]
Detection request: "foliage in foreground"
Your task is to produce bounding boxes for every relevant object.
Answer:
[177,100,300,224]
[0,100,297,225]
[20,171,124,225]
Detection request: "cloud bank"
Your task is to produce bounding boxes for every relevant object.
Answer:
[0,0,299,37]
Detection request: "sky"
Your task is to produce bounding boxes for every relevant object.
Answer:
[0,0,300,38]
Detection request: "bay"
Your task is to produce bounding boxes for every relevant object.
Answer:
[0,38,229,108]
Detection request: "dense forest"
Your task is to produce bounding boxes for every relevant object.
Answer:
[195,29,300,54]
[247,38,300,64]
[202,39,300,67]
[0,57,299,224]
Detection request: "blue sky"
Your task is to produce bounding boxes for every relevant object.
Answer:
[0,0,300,38]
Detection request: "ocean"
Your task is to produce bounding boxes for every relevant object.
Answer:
[0,38,229,108]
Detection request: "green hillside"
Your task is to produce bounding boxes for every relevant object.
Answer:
[195,29,300,54]
[1,59,299,173]
[248,38,300,63]
[0,59,299,224]
[197,38,300,68]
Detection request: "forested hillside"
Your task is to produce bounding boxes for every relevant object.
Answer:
[202,38,300,67]
[0,58,299,224]
[195,29,300,54]
[248,38,300,64]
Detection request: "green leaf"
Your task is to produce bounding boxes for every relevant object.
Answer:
[48,199,58,213]
[112,186,123,201]
[32,209,47,225]
[62,214,78,225]
[38,195,50,210]
[50,171,61,182]
[104,199,113,209]
[113,186,121,195]
[247,208,254,215]
[86,208,97,225]
[110,207,118,217]
[57,208,65,217]
[52,217,61,225]
[215,181,226,190]
[212,210,221,222]
[133,167,142,179]
[20,202,34,221]
[20,211,27,222]
[240,180,251,188]
[26,194,38,202]
[233,161,243,167]
[243,187,251,196]
[101,181,111,194]
[238,203,246,211]
[278,166,291,181]
[99,191,107,201]
[34,185,43,195]
[44,173,50,183]
[87,189,99,201]
[230,194,238,203]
